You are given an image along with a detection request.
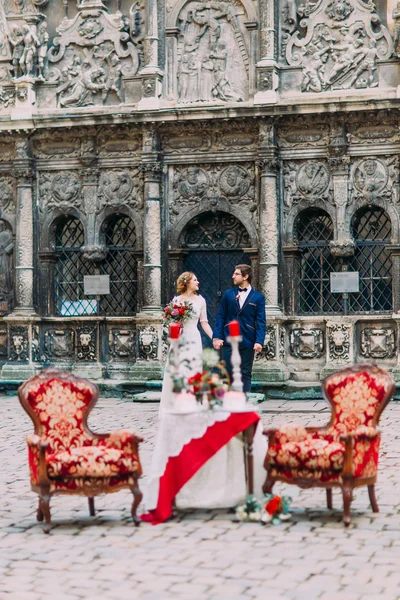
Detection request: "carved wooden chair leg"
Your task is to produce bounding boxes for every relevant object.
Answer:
[262,473,275,495]
[88,497,95,517]
[368,484,379,513]
[37,498,44,522]
[131,481,143,526]
[326,488,333,510]
[39,488,52,534]
[341,482,353,527]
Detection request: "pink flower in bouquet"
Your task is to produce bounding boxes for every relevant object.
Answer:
[171,309,179,316]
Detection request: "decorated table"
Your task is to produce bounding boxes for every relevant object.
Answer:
[141,407,260,525]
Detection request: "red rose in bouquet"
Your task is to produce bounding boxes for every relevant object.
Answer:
[265,496,282,516]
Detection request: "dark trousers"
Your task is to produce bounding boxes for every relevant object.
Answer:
[222,345,255,393]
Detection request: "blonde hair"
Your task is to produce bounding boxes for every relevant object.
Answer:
[176,271,195,295]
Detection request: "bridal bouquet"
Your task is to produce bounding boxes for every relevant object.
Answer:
[163,299,195,325]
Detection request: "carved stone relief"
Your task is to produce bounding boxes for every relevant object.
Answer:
[0,176,15,213]
[290,328,324,359]
[327,323,350,362]
[98,168,142,211]
[31,325,40,362]
[0,326,7,360]
[38,171,82,213]
[46,4,142,107]
[360,327,395,359]
[98,129,141,156]
[108,328,135,360]
[0,220,13,313]
[255,325,276,362]
[139,326,158,360]
[286,0,393,93]
[77,326,96,361]
[7,21,48,81]
[352,157,397,204]
[33,133,81,159]
[283,160,333,214]
[278,122,329,148]
[161,121,258,154]
[10,325,28,361]
[171,163,256,223]
[44,329,75,360]
[348,120,400,145]
[176,0,248,104]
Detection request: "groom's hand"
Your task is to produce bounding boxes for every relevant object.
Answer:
[213,338,224,350]
[254,343,262,353]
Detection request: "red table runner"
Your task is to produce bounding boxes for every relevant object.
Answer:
[141,411,260,525]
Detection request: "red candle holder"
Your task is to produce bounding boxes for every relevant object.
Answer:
[229,320,240,337]
[169,323,181,339]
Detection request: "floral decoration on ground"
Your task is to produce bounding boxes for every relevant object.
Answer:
[235,494,262,522]
[261,494,292,525]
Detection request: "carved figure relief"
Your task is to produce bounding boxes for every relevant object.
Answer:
[39,172,82,212]
[109,329,135,359]
[283,160,333,213]
[360,328,395,359]
[171,163,255,223]
[290,328,324,358]
[352,157,397,203]
[77,327,96,361]
[177,1,248,104]
[139,326,158,360]
[47,5,142,107]
[44,329,75,359]
[286,0,393,93]
[98,168,142,210]
[328,323,350,362]
[0,220,14,313]
[0,178,14,213]
[10,325,28,361]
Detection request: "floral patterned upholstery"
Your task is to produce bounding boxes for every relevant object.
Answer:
[263,365,395,525]
[19,369,143,532]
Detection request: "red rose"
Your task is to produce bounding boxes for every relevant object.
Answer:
[178,308,185,315]
[265,496,282,515]
[188,372,203,385]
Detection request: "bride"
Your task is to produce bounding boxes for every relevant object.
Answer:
[155,271,266,510]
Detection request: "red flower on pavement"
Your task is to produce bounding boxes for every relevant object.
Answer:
[265,496,282,515]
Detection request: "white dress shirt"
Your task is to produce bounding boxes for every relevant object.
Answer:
[237,285,252,309]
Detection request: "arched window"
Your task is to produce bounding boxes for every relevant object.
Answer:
[348,207,392,312]
[55,217,95,316]
[100,215,137,315]
[295,209,341,314]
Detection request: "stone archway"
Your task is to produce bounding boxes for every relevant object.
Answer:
[179,211,252,346]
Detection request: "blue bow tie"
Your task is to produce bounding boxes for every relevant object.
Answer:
[238,288,248,293]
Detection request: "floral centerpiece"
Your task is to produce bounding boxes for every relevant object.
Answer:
[163,299,195,328]
[261,494,292,525]
[187,348,230,407]
[235,495,262,522]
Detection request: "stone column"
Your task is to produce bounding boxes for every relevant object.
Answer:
[328,155,352,248]
[12,164,36,315]
[258,156,282,316]
[138,0,163,109]
[141,162,162,310]
[254,0,279,104]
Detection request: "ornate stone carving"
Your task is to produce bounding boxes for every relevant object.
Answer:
[360,328,395,359]
[286,0,394,93]
[0,86,15,108]
[290,328,324,359]
[258,70,273,92]
[0,326,7,360]
[44,329,75,359]
[77,326,96,361]
[393,1,400,57]
[10,325,28,361]
[176,1,248,104]
[255,325,276,362]
[281,0,297,58]
[33,134,81,159]
[108,328,135,359]
[139,325,158,360]
[171,163,256,222]
[81,245,108,262]
[161,121,258,154]
[98,168,142,210]
[329,239,355,257]
[0,177,15,213]
[31,325,40,362]
[348,120,399,145]
[142,77,156,97]
[328,323,350,362]
[47,5,142,107]
[0,220,13,311]
[351,157,398,204]
[39,171,82,212]
[283,160,333,213]
[98,129,141,156]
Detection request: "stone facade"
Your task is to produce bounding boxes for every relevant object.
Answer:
[1,0,400,387]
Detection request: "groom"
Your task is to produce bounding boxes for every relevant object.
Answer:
[213,264,266,393]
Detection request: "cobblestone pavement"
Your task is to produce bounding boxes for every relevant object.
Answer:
[1,396,400,600]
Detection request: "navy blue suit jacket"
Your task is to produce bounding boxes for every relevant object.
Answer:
[213,287,266,348]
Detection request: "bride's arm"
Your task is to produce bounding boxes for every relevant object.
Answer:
[199,296,213,340]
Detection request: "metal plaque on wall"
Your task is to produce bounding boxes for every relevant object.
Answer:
[84,275,110,295]
[330,272,359,294]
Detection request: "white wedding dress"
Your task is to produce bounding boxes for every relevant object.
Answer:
[153,294,267,510]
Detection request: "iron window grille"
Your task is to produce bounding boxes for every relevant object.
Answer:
[294,207,393,315]
[55,217,95,317]
[99,215,138,316]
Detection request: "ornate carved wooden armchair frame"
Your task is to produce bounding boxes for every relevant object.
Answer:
[19,369,143,533]
[263,364,395,526]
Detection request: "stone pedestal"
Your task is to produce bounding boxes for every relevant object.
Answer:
[11,80,36,121]
[129,313,163,383]
[253,320,289,385]
[1,317,37,381]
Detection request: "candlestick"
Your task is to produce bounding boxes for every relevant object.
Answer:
[229,320,240,337]
[227,334,243,393]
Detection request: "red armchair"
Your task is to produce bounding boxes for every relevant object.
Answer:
[263,364,394,526]
[19,368,143,533]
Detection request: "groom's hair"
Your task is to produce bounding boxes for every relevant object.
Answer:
[235,264,252,283]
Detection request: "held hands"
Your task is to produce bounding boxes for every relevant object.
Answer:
[253,343,263,353]
[213,338,224,350]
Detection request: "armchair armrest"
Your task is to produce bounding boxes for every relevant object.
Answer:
[26,434,50,485]
[98,429,143,459]
[340,426,380,477]
[340,426,380,441]
[263,423,309,444]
